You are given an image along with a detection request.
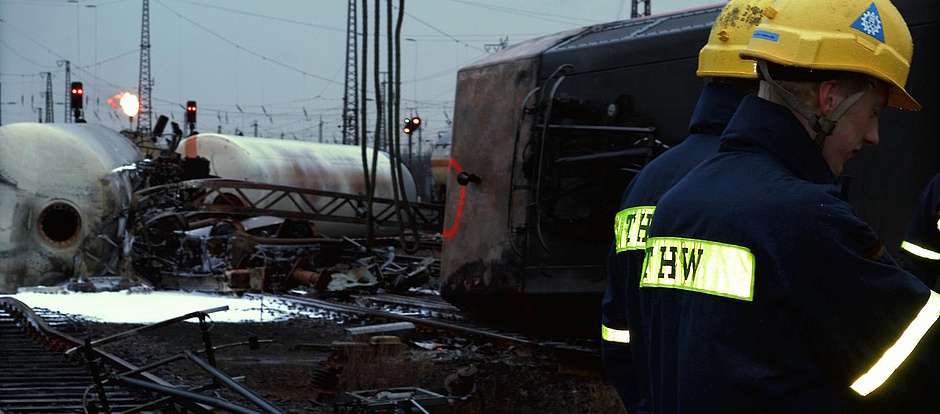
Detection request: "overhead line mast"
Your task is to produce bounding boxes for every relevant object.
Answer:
[342,0,359,145]
[137,0,153,135]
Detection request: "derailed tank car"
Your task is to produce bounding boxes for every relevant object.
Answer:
[0,123,142,292]
[440,2,940,337]
[176,133,417,238]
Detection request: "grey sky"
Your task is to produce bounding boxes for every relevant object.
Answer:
[1,0,718,145]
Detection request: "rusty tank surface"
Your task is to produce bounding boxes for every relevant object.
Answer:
[439,0,940,337]
[0,122,143,293]
[176,133,417,238]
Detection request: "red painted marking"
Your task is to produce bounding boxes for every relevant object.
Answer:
[185,135,198,158]
[442,158,465,240]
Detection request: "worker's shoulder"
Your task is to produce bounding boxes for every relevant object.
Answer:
[620,136,722,202]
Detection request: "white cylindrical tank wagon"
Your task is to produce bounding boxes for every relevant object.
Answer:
[176,133,417,237]
[429,131,451,204]
[0,123,142,293]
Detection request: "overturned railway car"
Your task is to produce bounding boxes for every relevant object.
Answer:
[440,2,940,337]
[0,123,142,293]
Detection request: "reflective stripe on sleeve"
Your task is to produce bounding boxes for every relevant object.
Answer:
[851,290,940,396]
[641,237,755,301]
[615,206,655,252]
[900,241,940,261]
[601,324,631,344]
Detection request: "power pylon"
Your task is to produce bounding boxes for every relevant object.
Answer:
[341,0,358,145]
[43,72,54,123]
[137,0,153,135]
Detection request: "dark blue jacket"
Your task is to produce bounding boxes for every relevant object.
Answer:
[899,172,940,289]
[601,83,748,413]
[640,95,940,413]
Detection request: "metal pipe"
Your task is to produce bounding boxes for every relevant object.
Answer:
[115,376,266,414]
[183,350,284,414]
[507,86,541,258]
[532,66,572,252]
[118,339,273,378]
[410,398,432,414]
[66,306,229,355]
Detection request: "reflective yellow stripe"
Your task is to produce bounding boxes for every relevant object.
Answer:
[641,237,755,301]
[615,206,655,252]
[936,218,940,233]
[601,324,631,344]
[901,241,940,261]
[851,290,940,396]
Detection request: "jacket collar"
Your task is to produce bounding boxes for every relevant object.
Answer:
[719,95,835,185]
[688,83,749,137]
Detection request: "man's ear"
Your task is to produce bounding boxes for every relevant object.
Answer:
[817,79,839,117]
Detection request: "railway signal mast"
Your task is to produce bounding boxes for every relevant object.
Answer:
[186,101,197,135]
[70,82,86,123]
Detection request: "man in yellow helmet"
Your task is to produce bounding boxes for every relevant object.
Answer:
[639,0,936,410]
[601,2,769,411]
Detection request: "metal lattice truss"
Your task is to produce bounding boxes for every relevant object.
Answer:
[132,179,443,233]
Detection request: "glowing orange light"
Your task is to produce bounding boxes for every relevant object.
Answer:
[411,116,420,126]
[403,126,412,134]
[119,92,140,117]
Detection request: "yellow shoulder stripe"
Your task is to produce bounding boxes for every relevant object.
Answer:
[901,241,940,261]
[852,291,940,396]
[615,206,655,252]
[641,237,755,301]
[601,324,631,344]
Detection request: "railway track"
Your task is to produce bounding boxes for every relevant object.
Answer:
[0,298,167,413]
[258,292,601,357]
[0,298,285,414]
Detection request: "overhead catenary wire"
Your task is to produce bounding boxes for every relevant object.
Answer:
[152,0,341,87]
[360,0,374,251]
[444,0,601,25]
[393,0,421,253]
[2,1,484,140]
[368,0,384,256]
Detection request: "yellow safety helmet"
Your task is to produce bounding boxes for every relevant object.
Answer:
[698,0,774,79]
[740,0,920,110]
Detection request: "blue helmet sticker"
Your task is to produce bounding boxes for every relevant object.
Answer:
[851,3,886,43]
[752,30,780,42]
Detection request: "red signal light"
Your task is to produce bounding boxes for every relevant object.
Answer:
[411,116,420,127]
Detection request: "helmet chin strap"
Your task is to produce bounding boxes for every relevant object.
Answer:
[757,61,874,149]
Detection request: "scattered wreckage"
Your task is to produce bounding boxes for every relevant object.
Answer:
[128,175,444,294]
[0,122,443,295]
